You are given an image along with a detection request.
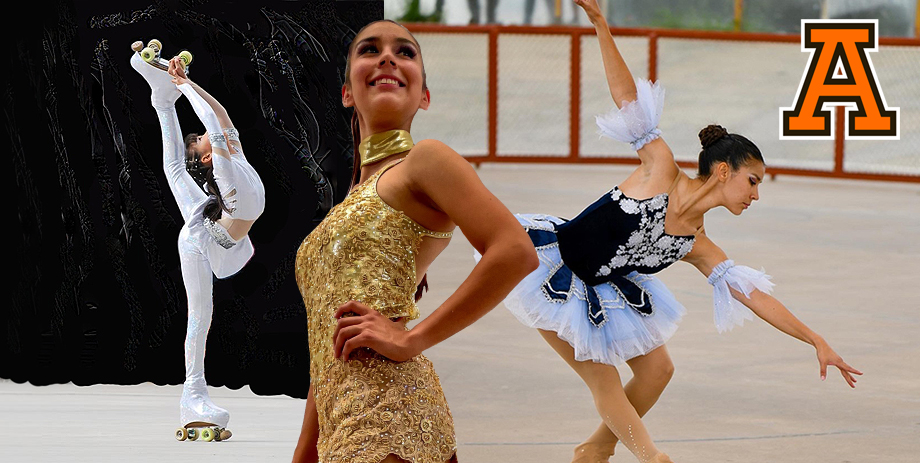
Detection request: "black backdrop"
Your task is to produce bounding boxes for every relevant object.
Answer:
[3,0,381,399]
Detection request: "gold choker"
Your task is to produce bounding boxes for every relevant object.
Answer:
[359,130,415,167]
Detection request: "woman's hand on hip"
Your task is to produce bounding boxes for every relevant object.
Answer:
[333,301,420,362]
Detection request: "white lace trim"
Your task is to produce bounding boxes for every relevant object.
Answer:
[595,78,666,151]
[707,259,775,333]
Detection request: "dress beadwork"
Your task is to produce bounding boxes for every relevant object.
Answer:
[295,159,457,463]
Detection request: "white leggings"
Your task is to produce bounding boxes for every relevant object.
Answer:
[155,105,215,384]
[177,233,213,383]
[156,106,206,223]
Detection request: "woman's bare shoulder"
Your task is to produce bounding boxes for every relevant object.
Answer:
[403,139,469,175]
[400,139,491,207]
[409,139,458,158]
[621,156,683,195]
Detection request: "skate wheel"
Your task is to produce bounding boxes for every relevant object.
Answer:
[187,428,199,441]
[178,50,193,67]
[175,428,188,441]
[200,428,216,442]
[147,39,162,51]
[140,47,157,63]
[131,41,143,52]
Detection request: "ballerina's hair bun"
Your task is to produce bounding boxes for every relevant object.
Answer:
[697,124,764,179]
[699,124,729,149]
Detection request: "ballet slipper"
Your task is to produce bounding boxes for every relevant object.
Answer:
[571,442,616,463]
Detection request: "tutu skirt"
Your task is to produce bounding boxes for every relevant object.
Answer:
[498,214,686,366]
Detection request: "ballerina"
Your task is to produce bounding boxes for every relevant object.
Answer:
[495,1,863,462]
[130,50,266,440]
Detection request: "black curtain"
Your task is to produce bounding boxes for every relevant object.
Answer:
[3,0,382,399]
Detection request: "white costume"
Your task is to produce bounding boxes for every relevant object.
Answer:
[130,52,265,429]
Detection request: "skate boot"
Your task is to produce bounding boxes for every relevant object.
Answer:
[176,378,232,442]
[129,47,182,110]
[177,294,231,442]
[572,442,616,463]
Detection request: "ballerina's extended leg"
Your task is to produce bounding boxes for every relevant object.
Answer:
[540,330,673,463]
[574,346,675,462]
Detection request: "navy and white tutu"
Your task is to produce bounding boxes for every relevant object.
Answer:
[484,78,775,366]
[487,214,686,366]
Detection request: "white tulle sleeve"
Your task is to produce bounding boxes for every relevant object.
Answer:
[595,78,665,151]
[707,259,775,333]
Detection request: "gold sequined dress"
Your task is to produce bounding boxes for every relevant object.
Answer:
[295,159,457,463]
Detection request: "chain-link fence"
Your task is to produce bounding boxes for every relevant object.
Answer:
[391,0,918,37]
[406,23,919,181]
[412,32,490,156]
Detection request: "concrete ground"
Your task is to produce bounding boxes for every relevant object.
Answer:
[2,164,918,462]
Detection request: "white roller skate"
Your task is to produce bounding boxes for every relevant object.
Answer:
[176,378,232,442]
[129,39,187,109]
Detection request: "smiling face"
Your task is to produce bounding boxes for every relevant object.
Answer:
[717,160,766,215]
[342,21,430,137]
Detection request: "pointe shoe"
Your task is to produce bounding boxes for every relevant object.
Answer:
[129,52,181,109]
[572,442,616,463]
[179,379,230,428]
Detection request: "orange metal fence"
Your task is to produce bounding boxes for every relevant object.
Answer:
[405,24,920,183]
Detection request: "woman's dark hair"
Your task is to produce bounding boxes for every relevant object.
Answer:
[345,20,430,301]
[184,133,230,222]
[697,124,764,179]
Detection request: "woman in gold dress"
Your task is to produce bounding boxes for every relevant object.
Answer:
[291,20,539,463]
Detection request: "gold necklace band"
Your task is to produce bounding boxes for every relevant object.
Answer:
[359,130,415,167]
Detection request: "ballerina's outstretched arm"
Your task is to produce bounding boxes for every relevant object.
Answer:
[684,230,864,387]
[576,0,676,176]
[576,0,636,107]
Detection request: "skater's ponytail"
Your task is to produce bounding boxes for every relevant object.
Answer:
[185,133,230,222]
[697,124,764,179]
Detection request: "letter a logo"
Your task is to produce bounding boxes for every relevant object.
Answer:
[780,20,899,140]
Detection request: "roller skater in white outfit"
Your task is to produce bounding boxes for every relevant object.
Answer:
[130,40,266,442]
